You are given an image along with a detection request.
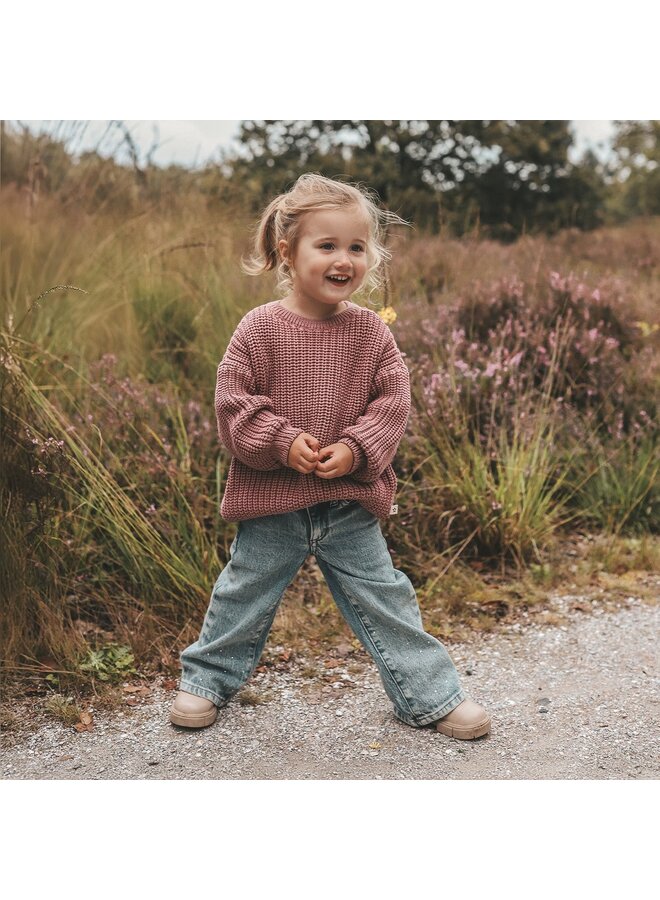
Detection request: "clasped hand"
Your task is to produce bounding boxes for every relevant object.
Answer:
[287,432,353,479]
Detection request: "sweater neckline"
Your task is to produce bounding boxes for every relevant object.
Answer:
[268,299,360,330]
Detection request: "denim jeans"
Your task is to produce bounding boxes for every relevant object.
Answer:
[179,500,466,727]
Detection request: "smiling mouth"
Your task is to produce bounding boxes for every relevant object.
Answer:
[327,275,350,284]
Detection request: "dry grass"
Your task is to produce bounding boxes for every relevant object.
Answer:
[1,180,657,695]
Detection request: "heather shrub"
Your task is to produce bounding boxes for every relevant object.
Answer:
[0,338,228,680]
[0,336,88,674]
[391,267,659,559]
[69,352,220,537]
[397,270,658,446]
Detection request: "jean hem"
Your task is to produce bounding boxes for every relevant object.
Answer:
[179,681,231,709]
[393,687,467,728]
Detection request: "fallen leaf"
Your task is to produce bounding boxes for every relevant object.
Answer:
[324,658,341,668]
[279,650,292,662]
[123,684,142,693]
[125,698,139,707]
[162,678,177,691]
[79,711,93,725]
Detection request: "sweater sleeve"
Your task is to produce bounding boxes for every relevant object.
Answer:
[337,327,411,484]
[215,325,303,470]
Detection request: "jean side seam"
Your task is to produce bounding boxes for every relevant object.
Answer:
[245,588,288,676]
[334,581,420,723]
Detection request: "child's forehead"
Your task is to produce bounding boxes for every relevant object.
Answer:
[300,208,370,240]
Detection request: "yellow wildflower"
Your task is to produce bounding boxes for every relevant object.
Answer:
[377,305,398,326]
[634,321,659,338]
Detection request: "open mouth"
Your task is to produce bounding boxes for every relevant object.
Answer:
[326,275,350,285]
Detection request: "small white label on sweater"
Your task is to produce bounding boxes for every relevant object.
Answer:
[390,504,398,515]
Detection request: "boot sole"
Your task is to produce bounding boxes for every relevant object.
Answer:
[436,716,491,740]
[170,707,218,729]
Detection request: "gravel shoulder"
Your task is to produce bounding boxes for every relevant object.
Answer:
[2,591,658,780]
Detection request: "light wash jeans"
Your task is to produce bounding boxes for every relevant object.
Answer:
[179,500,466,727]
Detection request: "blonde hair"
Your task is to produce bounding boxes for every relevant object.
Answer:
[241,172,411,303]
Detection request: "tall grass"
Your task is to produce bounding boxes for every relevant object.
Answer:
[408,312,578,569]
[1,185,658,691]
[1,330,225,681]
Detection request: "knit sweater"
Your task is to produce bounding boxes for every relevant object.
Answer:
[215,299,411,521]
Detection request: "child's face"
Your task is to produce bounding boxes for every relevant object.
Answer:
[279,207,370,308]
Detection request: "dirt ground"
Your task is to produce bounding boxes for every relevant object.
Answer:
[2,585,658,780]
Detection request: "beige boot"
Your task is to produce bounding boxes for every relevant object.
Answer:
[435,699,491,740]
[170,690,217,728]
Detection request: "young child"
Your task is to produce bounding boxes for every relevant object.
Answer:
[170,173,491,740]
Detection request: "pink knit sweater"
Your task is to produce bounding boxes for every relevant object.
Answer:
[215,299,411,521]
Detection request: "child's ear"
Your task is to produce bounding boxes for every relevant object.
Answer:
[278,238,289,265]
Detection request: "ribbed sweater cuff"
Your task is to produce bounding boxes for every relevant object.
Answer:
[339,437,366,475]
[271,425,305,467]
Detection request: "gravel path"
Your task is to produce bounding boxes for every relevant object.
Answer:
[2,592,658,780]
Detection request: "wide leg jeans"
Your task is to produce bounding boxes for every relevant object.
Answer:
[179,500,466,727]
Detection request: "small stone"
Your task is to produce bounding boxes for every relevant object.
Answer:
[539,707,549,714]
[147,759,159,766]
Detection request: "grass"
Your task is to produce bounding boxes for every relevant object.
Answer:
[564,436,659,535]
[1,187,658,697]
[43,694,83,727]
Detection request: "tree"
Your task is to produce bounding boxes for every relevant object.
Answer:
[218,120,607,238]
[608,120,660,218]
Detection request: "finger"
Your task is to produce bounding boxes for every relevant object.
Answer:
[315,467,337,478]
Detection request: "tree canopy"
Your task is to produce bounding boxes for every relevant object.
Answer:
[1,119,656,240]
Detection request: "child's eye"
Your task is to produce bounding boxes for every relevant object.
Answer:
[320,243,365,252]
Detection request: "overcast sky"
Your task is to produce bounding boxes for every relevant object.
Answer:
[12,120,617,171]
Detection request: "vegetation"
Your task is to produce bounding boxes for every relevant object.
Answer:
[2,120,659,237]
[1,120,658,699]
